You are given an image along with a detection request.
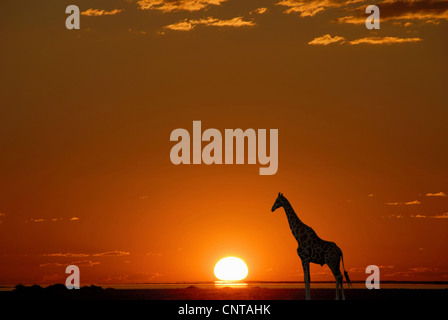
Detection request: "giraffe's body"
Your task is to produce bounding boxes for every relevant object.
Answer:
[271,193,351,300]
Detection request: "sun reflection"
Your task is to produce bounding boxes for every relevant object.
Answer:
[214,280,248,288]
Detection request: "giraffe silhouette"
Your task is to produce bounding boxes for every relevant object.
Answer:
[271,193,351,300]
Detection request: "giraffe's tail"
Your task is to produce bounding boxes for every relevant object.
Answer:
[341,254,352,288]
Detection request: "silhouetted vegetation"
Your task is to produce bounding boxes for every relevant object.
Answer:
[7,284,113,300]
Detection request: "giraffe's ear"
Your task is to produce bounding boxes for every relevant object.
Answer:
[278,192,281,197]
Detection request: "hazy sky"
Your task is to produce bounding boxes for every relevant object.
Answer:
[0,0,447,285]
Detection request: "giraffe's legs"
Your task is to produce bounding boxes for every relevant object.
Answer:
[335,274,345,300]
[301,259,311,300]
[329,263,345,300]
[335,276,340,300]
[340,276,345,300]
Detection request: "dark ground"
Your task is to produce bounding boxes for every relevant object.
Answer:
[1,284,447,300]
[1,285,445,319]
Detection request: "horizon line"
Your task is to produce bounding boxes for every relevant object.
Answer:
[3,280,448,287]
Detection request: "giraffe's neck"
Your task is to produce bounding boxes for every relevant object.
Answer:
[282,199,305,235]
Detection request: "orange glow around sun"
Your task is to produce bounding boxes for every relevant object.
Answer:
[214,257,249,281]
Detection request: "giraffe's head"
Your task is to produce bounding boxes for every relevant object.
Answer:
[271,192,286,212]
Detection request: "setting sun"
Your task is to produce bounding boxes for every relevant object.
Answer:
[214,257,249,281]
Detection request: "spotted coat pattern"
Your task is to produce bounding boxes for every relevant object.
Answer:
[271,193,351,300]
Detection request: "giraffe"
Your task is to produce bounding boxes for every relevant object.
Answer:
[271,193,351,300]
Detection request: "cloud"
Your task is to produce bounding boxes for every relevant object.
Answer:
[40,260,100,267]
[387,214,404,219]
[335,15,365,24]
[165,21,195,31]
[387,212,448,219]
[410,214,427,218]
[39,262,65,267]
[81,9,124,16]
[379,265,396,269]
[434,212,448,219]
[43,251,130,258]
[137,0,227,12]
[208,17,255,27]
[426,192,447,197]
[43,253,90,258]
[386,199,421,205]
[22,217,79,223]
[92,251,130,257]
[411,212,448,219]
[350,265,395,273]
[308,34,346,45]
[404,200,421,205]
[386,202,400,206]
[71,260,101,266]
[250,7,268,15]
[164,16,255,31]
[378,0,448,23]
[277,0,362,17]
[309,34,422,46]
[336,0,448,25]
[349,36,423,45]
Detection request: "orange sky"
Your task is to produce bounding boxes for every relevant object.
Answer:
[0,0,447,285]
